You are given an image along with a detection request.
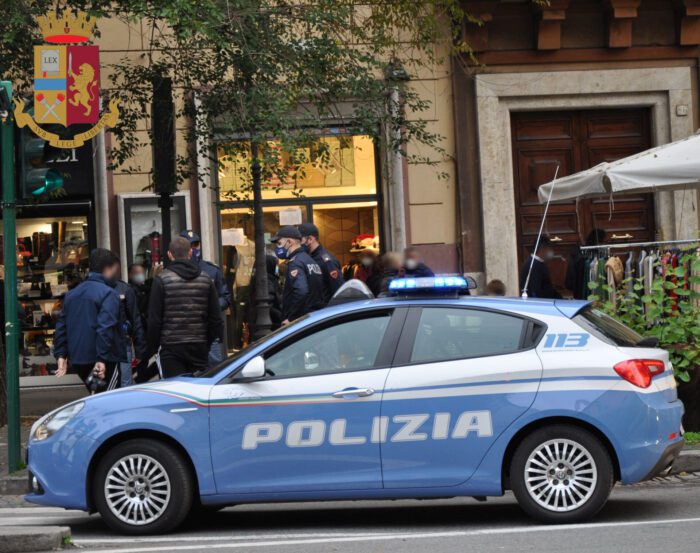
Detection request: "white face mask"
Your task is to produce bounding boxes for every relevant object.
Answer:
[131,273,146,285]
[405,258,418,270]
[361,256,373,267]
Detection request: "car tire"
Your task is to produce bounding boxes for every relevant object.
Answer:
[510,424,614,524]
[93,439,194,535]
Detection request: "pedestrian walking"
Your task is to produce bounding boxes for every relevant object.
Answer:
[54,248,125,393]
[403,246,435,277]
[519,236,562,299]
[298,222,344,304]
[147,237,223,378]
[115,276,147,387]
[179,230,232,366]
[272,226,324,324]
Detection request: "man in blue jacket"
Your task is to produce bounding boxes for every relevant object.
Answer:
[54,248,125,393]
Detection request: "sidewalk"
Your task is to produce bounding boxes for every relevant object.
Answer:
[0,423,31,495]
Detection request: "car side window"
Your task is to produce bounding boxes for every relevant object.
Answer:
[410,308,526,363]
[265,313,392,378]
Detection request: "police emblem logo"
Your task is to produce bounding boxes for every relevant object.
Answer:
[13,9,120,149]
[330,269,339,280]
[289,269,299,278]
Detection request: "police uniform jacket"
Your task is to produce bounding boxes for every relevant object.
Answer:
[198,259,232,311]
[282,249,324,321]
[310,244,344,303]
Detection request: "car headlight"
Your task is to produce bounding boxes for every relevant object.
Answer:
[32,402,85,442]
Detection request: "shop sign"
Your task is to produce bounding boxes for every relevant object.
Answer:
[45,142,95,196]
[13,9,119,149]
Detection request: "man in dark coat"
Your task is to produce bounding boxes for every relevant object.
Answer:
[115,277,146,387]
[519,236,561,299]
[180,230,231,366]
[298,222,344,304]
[54,248,125,393]
[271,226,324,324]
[147,237,223,378]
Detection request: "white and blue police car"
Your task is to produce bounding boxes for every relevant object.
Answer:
[26,277,684,534]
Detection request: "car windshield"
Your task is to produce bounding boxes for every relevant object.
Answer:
[193,315,310,378]
[573,306,643,347]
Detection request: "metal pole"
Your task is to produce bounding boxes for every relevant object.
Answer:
[1,81,21,473]
[251,140,272,339]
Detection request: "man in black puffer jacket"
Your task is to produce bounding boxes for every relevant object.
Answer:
[147,237,223,378]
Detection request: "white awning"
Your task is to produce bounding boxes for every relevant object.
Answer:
[538,132,700,203]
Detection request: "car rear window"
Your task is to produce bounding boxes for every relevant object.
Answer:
[573,306,643,347]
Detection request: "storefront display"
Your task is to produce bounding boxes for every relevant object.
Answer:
[217,133,382,350]
[1,203,95,385]
[117,193,191,279]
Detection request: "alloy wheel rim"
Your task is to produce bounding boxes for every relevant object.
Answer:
[104,454,171,525]
[524,438,598,512]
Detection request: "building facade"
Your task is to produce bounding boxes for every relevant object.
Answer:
[454,0,700,293]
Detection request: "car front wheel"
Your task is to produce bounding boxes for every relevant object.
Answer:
[94,439,194,534]
[510,425,614,523]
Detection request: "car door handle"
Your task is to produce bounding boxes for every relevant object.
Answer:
[332,387,375,399]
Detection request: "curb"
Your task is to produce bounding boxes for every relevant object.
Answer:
[0,526,71,553]
[0,474,26,496]
[672,448,700,475]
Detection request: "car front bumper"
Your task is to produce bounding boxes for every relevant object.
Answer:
[24,431,96,511]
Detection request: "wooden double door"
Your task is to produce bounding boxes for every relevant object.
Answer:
[511,109,656,292]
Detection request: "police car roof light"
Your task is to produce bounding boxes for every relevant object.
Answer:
[388,275,475,293]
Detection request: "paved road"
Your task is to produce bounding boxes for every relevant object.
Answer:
[2,475,700,553]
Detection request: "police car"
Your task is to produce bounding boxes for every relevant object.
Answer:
[26,277,684,534]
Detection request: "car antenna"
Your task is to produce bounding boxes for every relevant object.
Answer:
[521,164,560,299]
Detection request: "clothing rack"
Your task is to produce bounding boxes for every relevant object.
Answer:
[580,238,699,252]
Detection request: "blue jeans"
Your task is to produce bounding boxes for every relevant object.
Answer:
[208,339,225,368]
[120,344,133,388]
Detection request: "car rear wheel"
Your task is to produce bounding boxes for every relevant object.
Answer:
[94,439,194,534]
[510,425,614,523]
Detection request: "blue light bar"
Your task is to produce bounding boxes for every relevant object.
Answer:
[388,275,470,292]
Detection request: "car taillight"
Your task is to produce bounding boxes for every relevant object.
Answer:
[614,359,666,388]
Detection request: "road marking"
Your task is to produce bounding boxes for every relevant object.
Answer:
[74,516,700,553]
[76,532,388,544]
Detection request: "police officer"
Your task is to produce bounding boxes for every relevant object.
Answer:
[271,226,324,324]
[298,222,344,304]
[179,230,232,365]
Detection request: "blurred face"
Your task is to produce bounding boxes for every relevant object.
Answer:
[103,263,119,281]
[541,246,555,261]
[360,253,375,267]
[129,265,146,285]
[404,249,421,270]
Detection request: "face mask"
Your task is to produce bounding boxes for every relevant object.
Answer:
[275,242,288,260]
[405,258,418,271]
[543,250,555,261]
[361,256,373,268]
[191,248,202,262]
[131,273,146,285]
[300,242,310,254]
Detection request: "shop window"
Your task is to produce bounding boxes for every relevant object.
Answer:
[1,215,89,380]
[217,135,377,201]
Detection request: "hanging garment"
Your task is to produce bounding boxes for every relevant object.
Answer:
[606,263,617,306]
[624,252,635,297]
[644,254,655,298]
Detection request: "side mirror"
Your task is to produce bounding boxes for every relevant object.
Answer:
[238,355,266,381]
